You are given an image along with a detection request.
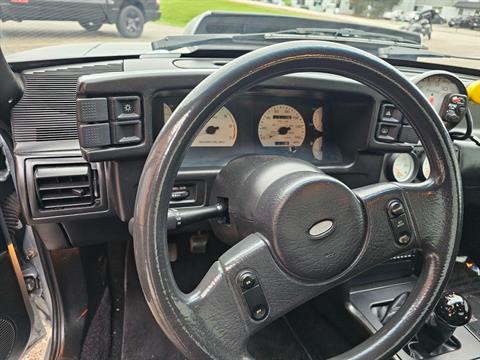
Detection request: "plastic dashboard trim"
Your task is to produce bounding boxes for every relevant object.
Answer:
[76,70,416,162]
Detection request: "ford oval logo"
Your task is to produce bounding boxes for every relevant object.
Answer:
[309,220,335,239]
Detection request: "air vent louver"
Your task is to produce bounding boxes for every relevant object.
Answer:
[11,61,122,142]
[34,164,98,210]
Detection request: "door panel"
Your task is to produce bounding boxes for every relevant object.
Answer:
[0,236,33,360]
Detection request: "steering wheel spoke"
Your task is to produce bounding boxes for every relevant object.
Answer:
[352,181,427,273]
[186,233,328,357]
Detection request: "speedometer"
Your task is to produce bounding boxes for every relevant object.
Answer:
[191,107,237,147]
[258,105,306,147]
[163,104,237,147]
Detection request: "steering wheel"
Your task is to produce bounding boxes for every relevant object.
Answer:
[133,41,462,360]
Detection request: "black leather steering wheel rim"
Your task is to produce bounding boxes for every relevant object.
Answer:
[133,41,462,360]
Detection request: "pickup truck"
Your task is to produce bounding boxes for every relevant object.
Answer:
[0,0,160,38]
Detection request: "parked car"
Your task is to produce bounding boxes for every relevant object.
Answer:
[469,16,480,30]
[448,15,477,28]
[0,0,160,37]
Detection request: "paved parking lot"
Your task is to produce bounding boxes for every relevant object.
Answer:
[0,20,182,55]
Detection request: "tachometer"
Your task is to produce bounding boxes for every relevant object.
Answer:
[258,105,306,147]
[191,107,237,147]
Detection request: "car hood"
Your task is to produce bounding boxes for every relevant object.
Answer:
[5,42,154,63]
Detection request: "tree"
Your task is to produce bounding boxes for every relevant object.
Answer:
[350,0,401,18]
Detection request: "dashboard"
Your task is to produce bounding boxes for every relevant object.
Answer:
[8,56,480,238]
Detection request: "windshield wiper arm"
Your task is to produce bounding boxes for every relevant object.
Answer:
[273,27,420,45]
[151,27,421,52]
[151,34,276,51]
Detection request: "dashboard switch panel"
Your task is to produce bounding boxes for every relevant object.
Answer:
[79,123,111,148]
[376,122,400,142]
[77,98,109,123]
[111,120,142,145]
[380,103,402,123]
[109,96,142,121]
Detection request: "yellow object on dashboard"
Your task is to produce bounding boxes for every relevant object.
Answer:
[467,80,480,105]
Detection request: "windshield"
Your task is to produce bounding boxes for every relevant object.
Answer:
[0,0,479,69]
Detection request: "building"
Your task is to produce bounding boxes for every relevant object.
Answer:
[288,0,480,19]
[411,0,480,19]
[291,0,354,14]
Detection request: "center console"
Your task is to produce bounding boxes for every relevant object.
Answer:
[348,273,480,360]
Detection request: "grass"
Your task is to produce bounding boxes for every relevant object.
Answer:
[158,0,312,27]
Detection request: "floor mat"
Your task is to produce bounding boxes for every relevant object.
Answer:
[80,287,111,360]
[447,262,480,339]
[285,288,370,360]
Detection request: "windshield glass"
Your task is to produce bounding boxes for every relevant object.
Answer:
[0,0,479,69]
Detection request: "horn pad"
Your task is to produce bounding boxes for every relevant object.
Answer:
[210,155,366,281]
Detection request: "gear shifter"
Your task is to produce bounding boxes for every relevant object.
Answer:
[413,291,471,356]
[380,291,471,359]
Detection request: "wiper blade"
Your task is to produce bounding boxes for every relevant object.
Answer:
[273,27,420,45]
[151,27,421,52]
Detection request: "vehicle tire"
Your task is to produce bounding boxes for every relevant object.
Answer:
[79,21,103,32]
[116,5,144,38]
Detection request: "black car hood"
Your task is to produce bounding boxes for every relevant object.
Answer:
[5,42,155,63]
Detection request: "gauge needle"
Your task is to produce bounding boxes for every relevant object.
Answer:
[278,126,291,135]
[206,126,219,135]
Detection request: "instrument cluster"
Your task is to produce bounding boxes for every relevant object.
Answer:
[157,94,344,166]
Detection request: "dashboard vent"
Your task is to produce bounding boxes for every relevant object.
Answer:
[34,164,98,210]
[11,61,122,143]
